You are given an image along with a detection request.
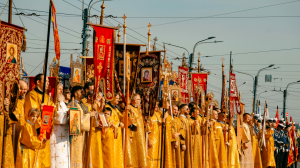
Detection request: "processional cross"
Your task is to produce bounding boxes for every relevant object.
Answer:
[161,58,172,109]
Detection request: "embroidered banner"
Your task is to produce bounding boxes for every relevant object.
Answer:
[40,105,54,140]
[52,2,60,61]
[230,73,241,114]
[85,57,94,83]
[28,76,57,101]
[93,26,115,101]
[191,73,207,103]
[0,21,24,111]
[179,66,189,104]
[136,51,162,115]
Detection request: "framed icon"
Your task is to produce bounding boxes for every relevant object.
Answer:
[141,67,152,83]
[6,42,17,64]
[69,56,84,87]
[69,108,81,135]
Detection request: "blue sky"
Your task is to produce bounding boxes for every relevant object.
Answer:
[1,0,300,121]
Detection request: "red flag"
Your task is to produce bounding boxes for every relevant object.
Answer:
[39,105,54,140]
[191,73,207,103]
[52,2,60,61]
[275,106,279,128]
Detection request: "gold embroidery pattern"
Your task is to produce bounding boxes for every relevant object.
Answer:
[107,39,111,45]
[98,45,105,60]
[100,36,105,43]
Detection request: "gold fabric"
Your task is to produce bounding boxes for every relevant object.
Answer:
[208,120,220,168]
[90,127,103,168]
[126,105,147,168]
[227,126,240,168]
[24,89,54,168]
[2,114,15,168]
[171,116,184,168]
[16,122,46,168]
[240,123,254,168]
[102,127,115,168]
[251,135,262,168]
[259,129,276,168]
[188,116,203,168]
[13,99,26,161]
[164,115,174,168]
[0,115,4,166]
[179,115,192,168]
[214,122,227,168]
[147,110,162,168]
[70,102,90,168]
[105,104,124,168]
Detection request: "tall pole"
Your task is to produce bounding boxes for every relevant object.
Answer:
[100,0,105,25]
[8,0,12,23]
[283,81,300,120]
[42,0,52,103]
[197,52,201,73]
[147,23,151,52]
[228,51,232,113]
[81,8,88,56]
[122,14,127,95]
[221,57,225,112]
[253,76,258,114]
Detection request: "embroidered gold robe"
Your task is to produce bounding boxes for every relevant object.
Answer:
[13,99,26,155]
[240,123,254,168]
[126,105,147,168]
[228,126,240,168]
[24,89,55,168]
[147,110,162,168]
[189,116,203,168]
[251,129,262,168]
[102,126,115,168]
[69,102,90,168]
[2,113,15,168]
[259,129,276,168]
[16,121,46,168]
[171,116,184,168]
[164,115,174,168]
[179,114,192,168]
[209,120,220,168]
[106,104,124,168]
[215,122,227,168]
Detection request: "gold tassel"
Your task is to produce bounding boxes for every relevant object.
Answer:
[21,34,26,52]
[53,56,56,62]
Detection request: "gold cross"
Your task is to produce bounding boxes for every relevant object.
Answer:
[59,146,65,154]
[153,37,157,42]
[221,57,225,63]
[51,153,59,160]
[198,52,201,56]
[60,160,66,166]
[97,63,103,73]
[148,22,152,29]
[122,14,127,23]
[58,133,65,140]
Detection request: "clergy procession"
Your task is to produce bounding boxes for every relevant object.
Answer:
[1,0,300,168]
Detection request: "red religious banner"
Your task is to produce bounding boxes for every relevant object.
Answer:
[52,2,60,61]
[191,73,207,103]
[179,66,189,104]
[39,105,54,140]
[28,76,57,101]
[230,73,241,114]
[92,26,115,100]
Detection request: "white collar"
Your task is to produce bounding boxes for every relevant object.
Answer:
[180,114,186,118]
[27,119,35,126]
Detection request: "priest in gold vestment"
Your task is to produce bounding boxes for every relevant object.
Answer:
[126,94,147,168]
[147,101,162,168]
[215,111,228,168]
[259,119,276,168]
[171,104,184,168]
[163,101,174,168]
[105,93,124,168]
[68,86,93,167]
[227,117,240,168]
[240,113,254,168]
[24,74,54,168]
[252,117,262,168]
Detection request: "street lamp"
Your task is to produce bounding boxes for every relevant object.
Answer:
[258,90,268,100]
[283,80,300,120]
[253,65,279,114]
[237,81,247,87]
[192,37,216,62]
[163,43,189,56]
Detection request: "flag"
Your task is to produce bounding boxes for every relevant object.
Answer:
[191,73,208,103]
[275,106,279,128]
[40,105,54,140]
[52,2,60,61]
[230,73,242,114]
[179,66,189,104]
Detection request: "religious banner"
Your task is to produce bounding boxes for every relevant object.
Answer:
[191,73,208,103]
[179,66,189,104]
[40,105,55,140]
[59,66,71,88]
[51,2,60,61]
[135,51,162,115]
[85,57,94,83]
[0,21,25,112]
[92,26,115,101]
[28,76,57,101]
[230,73,241,114]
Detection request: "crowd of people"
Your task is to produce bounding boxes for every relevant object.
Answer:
[2,73,299,168]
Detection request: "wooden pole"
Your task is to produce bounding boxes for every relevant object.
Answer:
[124,77,130,167]
[8,0,12,23]
[42,0,52,104]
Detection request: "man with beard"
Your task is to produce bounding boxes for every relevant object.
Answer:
[63,87,71,105]
[240,113,254,168]
[50,83,70,168]
[4,80,28,165]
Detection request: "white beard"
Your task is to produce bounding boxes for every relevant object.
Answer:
[57,94,65,102]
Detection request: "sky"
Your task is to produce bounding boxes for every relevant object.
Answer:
[1,0,300,121]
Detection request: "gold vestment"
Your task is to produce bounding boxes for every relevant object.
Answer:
[179,114,192,168]
[147,110,162,168]
[164,115,174,168]
[259,129,276,168]
[102,126,115,168]
[188,116,203,168]
[227,126,240,168]
[215,122,227,168]
[208,120,220,168]
[171,116,184,168]
[240,123,254,168]
[251,129,262,168]
[126,105,147,168]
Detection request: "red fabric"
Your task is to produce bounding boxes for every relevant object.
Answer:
[275,107,279,128]
[28,76,57,101]
[39,105,54,141]
[0,21,24,111]
[290,117,298,161]
[230,73,241,114]
[52,3,60,60]
[179,66,189,104]
[191,73,207,103]
[93,26,115,101]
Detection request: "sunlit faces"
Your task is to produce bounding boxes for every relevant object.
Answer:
[213,110,218,120]
[172,105,178,116]
[180,105,189,115]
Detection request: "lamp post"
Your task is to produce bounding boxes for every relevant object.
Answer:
[257,90,268,100]
[283,80,300,120]
[237,81,247,87]
[253,65,280,114]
